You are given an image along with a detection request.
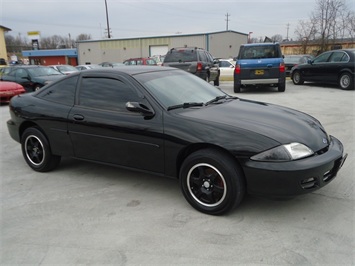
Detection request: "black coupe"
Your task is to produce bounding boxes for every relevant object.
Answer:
[7,67,347,214]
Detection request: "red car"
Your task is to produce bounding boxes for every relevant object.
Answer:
[123,57,157,66]
[0,81,26,104]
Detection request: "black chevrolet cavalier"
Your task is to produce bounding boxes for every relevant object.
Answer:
[7,67,347,215]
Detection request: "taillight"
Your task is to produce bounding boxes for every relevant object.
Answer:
[197,62,203,71]
[279,62,285,73]
[235,64,241,74]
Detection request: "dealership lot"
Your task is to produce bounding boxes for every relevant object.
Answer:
[1,80,354,265]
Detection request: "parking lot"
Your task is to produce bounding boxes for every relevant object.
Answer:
[1,80,354,265]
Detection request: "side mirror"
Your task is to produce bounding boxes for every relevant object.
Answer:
[126,102,155,117]
[307,59,313,64]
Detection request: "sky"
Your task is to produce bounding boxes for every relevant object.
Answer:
[1,0,354,41]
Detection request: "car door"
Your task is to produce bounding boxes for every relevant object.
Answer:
[67,72,165,174]
[302,52,332,81]
[1,68,30,90]
[205,51,219,80]
[325,51,349,82]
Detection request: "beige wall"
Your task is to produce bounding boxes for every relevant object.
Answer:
[0,27,8,61]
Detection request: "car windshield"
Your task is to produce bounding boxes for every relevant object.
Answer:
[28,67,62,77]
[134,70,226,109]
[164,49,197,62]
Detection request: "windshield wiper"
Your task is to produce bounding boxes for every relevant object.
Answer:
[167,102,204,111]
[205,95,238,106]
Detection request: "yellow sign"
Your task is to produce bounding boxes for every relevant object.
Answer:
[27,31,40,36]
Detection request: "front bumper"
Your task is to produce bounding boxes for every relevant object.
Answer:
[242,136,347,198]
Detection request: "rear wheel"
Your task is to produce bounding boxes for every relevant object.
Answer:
[292,71,304,85]
[339,72,353,90]
[21,127,61,172]
[180,149,245,215]
[214,75,220,86]
[233,82,241,93]
[278,82,286,92]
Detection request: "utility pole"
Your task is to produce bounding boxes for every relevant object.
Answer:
[104,0,111,38]
[286,23,290,41]
[225,13,230,31]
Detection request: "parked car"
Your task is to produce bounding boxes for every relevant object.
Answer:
[0,65,64,92]
[291,49,355,90]
[7,67,347,215]
[99,62,125,68]
[0,81,26,104]
[123,58,157,66]
[284,54,313,76]
[218,58,236,81]
[163,47,220,86]
[151,55,166,66]
[0,66,16,78]
[76,64,101,71]
[234,42,286,92]
[49,65,79,75]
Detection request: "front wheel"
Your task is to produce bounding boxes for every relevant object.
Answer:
[292,71,304,85]
[21,127,61,172]
[180,149,245,215]
[213,75,220,86]
[339,72,354,90]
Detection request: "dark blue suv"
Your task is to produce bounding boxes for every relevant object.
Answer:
[234,43,286,92]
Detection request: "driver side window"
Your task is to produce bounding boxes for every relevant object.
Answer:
[14,69,27,79]
[79,77,142,112]
[313,52,331,63]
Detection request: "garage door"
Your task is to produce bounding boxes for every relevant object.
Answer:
[150,45,169,57]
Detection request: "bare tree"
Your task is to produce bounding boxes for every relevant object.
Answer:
[295,19,317,54]
[76,34,92,41]
[295,0,354,53]
[271,34,283,43]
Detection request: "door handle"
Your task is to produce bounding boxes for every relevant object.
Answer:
[73,114,84,121]
[267,64,273,68]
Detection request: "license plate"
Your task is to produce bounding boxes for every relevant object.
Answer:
[255,70,264,75]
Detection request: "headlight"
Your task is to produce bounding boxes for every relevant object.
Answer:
[251,143,314,162]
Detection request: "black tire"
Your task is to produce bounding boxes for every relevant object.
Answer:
[233,82,241,93]
[339,72,354,90]
[292,71,304,85]
[21,127,61,172]
[278,82,286,92]
[179,149,245,215]
[34,84,42,91]
[205,75,210,83]
[214,75,220,86]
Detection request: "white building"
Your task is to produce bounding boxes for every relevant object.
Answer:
[77,30,248,65]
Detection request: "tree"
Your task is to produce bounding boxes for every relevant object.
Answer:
[5,33,92,50]
[271,34,283,43]
[295,0,355,53]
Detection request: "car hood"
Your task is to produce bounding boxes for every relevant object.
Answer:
[179,98,329,152]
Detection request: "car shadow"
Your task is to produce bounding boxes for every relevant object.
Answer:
[57,157,316,217]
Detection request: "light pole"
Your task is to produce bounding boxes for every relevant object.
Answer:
[104,0,111,38]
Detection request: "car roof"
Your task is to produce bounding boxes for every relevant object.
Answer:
[242,42,280,47]
[80,66,177,76]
